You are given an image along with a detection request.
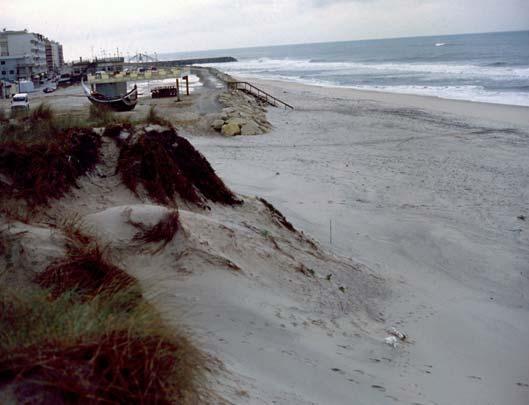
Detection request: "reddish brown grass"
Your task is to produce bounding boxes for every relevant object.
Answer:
[130,209,180,248]
[102,122,133,145]
[117,127,241,206]
[35,246,137,300]
[0,128,101,205]
[0,321,202,404]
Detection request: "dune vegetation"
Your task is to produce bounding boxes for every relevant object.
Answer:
[0,106,223,404]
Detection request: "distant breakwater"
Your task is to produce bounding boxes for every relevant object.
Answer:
[125,56,237,68]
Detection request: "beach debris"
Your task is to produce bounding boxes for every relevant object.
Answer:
[517,215,526,221]
[339,286,346,293]
[387,326,407,341]
[326,274,332,281]
[384,326,406,348]
[384,336,398,348]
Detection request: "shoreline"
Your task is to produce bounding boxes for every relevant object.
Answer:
[232,74,529,127]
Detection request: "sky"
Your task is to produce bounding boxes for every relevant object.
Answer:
[1,0,528,61]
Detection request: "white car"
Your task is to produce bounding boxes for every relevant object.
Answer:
[11,93,30,112]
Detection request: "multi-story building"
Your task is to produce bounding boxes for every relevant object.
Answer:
[0,29,63,82]
[45,40,63,73]
[58,44,64,67]
[0,55,33,82]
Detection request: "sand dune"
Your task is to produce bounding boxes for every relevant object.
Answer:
[193,79,529,404]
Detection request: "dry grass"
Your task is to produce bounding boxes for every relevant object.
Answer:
[29,103,54,122]
[102,122,133,145]
[34,246,139,300]
[88,104,117,126]
[0,108,8,122]
[129,209,180,249]
[58,214,95,254]
[0,128,101,206]
[0,287,204,404]
[118,129,201,205]
[117,126,241,206]
[0,104,88,143]
[1,225,204,403]
[145,105,172,127]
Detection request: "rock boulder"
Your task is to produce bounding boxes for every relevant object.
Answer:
[221,122,241,136]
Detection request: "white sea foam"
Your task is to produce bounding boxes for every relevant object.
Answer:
[209,58,529,79]
[217,71,529,107]
[346,84,529,107]
[204,58,529,106]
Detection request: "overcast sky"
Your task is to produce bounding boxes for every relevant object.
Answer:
[2,0,528,61]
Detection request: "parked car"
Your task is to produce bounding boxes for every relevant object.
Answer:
[43,86,56,93]
[10,93,30,112]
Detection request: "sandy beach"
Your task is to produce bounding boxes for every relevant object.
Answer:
[188,79,529,404]
[1,73,528,404]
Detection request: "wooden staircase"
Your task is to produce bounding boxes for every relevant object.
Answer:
[228,81,294,110]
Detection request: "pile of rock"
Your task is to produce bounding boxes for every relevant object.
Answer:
[211,91,272,136]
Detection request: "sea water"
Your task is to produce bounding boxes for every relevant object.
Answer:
[161,31,529,107]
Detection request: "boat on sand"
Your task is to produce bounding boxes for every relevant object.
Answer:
[81,78,138,111]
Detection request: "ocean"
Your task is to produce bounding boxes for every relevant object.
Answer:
[160,30,529,107]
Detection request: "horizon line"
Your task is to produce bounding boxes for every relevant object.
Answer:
[156,28,529,57]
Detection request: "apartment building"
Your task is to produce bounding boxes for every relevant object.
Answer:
[45,40,63,73]
[0,29,63,82]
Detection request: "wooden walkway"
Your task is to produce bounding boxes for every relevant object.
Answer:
[228,81,294,110]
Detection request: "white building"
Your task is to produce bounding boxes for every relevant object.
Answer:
[0,55,33,82]
[0,29,62,82]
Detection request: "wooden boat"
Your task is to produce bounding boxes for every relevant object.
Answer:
[81,79,138,111]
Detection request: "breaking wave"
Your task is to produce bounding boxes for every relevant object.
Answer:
[205,57,529,106]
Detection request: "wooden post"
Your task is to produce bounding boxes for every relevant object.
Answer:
[183,75,189,95]
[176,78,180,101]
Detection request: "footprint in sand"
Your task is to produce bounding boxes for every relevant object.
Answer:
[331,368,346,375]
[516,382,529,387]
[467,375,482,381]
[371,384,386,392]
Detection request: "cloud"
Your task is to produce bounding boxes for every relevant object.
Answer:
[0,0,527,60]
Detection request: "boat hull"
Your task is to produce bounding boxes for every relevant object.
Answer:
[82,79,138,111]
[86,95,137,111]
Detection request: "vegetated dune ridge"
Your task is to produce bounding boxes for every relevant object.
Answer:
[0,121,387,404]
